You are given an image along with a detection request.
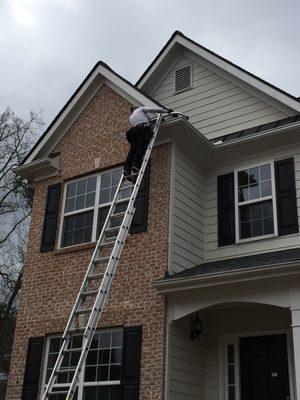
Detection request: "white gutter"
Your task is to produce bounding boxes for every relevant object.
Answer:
[213,120,300,149]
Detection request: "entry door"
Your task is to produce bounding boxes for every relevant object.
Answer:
[240,334,290,400]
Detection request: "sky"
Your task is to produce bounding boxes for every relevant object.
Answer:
[1,0,300,128]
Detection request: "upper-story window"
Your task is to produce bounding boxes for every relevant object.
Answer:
[235,162,277,242]
[59,168,132,248]
[174,65,193,93]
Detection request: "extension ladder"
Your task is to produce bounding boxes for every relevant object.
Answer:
[42,111,187,400]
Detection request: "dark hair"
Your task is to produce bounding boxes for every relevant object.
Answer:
[130,106,138,113]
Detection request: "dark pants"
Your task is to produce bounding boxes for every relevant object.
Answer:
[124,124,152,173]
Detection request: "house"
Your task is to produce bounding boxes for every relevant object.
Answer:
[6,31,300,400]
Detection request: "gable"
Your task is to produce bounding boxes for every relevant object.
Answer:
[151,53,291,140]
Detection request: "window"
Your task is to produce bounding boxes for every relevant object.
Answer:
[60,168,132,248]
[44,329,123,400]
[174,65,192,93]
[235,162,277,241]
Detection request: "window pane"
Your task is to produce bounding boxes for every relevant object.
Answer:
[111,331,123,347]
[249,184,259,200]
[67,182,76,198]
[87,176,97,192]
[260,164,271,180]
[101,173,111,189]
[97,365,109,381]
[112,170,122,186]
[85,192,96,208]
[228,365,235,385]
[99,349,110,364]
[239,187,249,202]
[228,386,235,400]
[65,197,75,213]
[111,348,122,364]
[85,366,97,382]
[83,386,121,400]
[86,350,98,366]
[261,180,271,197]
[97,207,109,238]
[99,188,110,204]
[62,211,93,247]
[239,200,273,239]
[75,195,85,210]
[77,179,87,195]
[101,332,112,348]
[227,345,234,364]
[110,365,121,380]
[249,167,259,185]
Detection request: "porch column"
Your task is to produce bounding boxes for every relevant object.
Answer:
[291,308,300,400]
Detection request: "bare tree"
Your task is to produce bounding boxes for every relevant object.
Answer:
[0,108,43,400]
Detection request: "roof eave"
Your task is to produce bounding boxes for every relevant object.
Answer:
[153,259,300,294]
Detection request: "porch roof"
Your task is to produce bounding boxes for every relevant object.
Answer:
[155,247,300,290]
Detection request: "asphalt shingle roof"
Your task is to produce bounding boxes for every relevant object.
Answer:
[159,247,300,282]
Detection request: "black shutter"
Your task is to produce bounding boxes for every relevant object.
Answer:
[275,157,298,236]
[40,183,61,252]
[218,172,235,246]
[22,337,44,400]
[130,165,150,234]
[121,326,142,400]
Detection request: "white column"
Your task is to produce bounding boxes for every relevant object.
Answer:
[291,308,300,400]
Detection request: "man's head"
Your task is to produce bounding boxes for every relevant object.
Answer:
[130,106,138,113]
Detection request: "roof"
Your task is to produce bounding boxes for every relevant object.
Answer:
[22,61,164,165]
[137,31,300,113]
[211,114,300,145]
[157,247,300,284]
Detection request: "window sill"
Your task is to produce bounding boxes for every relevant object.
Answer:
[54,242,96,256]
[236,233,278,244]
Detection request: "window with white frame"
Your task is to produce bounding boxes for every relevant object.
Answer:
[60,168,132,248]
[44,329,123,400]
[235,162,277,241]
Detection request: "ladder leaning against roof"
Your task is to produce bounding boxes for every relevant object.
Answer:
[41,111,188,400]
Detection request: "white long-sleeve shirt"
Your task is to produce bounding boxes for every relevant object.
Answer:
[129,106,167,127]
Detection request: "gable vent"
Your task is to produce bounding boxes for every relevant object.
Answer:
[175,65,192,92]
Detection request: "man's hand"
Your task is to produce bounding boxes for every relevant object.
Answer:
[167,108,173,114]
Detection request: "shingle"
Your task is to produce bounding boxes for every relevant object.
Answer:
[158,247,300,282]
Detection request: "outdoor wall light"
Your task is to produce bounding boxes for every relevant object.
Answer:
[190,312,202,340]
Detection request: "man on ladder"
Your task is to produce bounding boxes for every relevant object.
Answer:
[123,106,173,179]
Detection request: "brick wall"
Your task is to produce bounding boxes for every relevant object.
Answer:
[6,84,171,400]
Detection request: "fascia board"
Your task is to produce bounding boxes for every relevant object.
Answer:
[153,259,300,294]
[25,65,159,165]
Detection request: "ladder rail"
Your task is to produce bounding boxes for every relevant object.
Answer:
[42,113,165,400]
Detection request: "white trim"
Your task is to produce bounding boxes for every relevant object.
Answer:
[219,329,295,400]
[234,160,278,243]
[137,33,300,113]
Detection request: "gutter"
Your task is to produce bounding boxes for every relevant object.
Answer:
[213,120,300,149]
[153,258,300,293]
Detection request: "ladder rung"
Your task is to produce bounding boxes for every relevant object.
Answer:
[55,367,76,374]
[87,273,104,281]
[99,239,117,248]
[116,197,131,204]
[48,390,69,396]
[94,256,110,263]
[81,289,99,298]
[105,226,121,233]
[75,308,93,315]
[110,211,125,219]
[63,347,82,353]
[68,327,86,334]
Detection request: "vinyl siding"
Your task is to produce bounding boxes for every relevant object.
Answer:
[206,143,300,261]
[153,54,288,140]
[170,146,205,273]
[169,320,204,400]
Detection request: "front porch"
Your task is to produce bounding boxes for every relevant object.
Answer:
[167,303,294,400]
[156,257,300,400]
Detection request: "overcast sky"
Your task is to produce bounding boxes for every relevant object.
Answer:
[1,0,299,127]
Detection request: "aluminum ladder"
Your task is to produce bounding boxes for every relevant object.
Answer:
[42,112,185,400]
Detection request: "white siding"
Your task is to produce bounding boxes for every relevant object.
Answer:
[206,143,300,261]
[169,320,204,400]
[153,54,288,140]
[170,146,205,273]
